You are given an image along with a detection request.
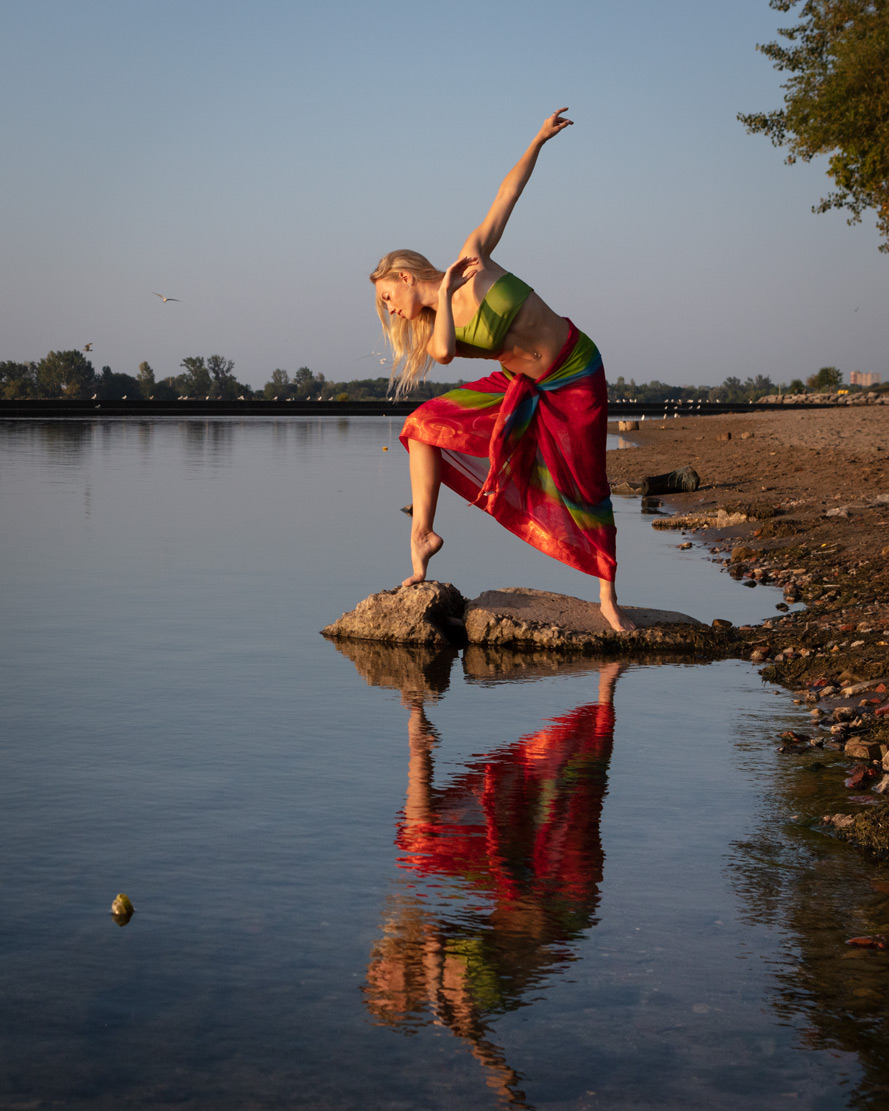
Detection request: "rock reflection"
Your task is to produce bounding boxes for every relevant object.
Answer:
[331,639,624,1107]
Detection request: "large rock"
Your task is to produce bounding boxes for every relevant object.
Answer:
[322,582,729,656]
[321,581,466,647]
[464,587,711,653]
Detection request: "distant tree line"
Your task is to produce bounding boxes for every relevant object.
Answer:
[0,351,875,405]
[606,366,860,404]
[0,351,468,403]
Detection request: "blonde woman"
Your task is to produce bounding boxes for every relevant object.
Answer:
[371,110,634,633]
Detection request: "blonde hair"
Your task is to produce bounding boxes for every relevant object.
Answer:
[370,250,443,396]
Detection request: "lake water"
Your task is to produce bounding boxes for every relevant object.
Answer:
[2,417,888,1110]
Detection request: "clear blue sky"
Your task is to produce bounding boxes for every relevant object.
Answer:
[2,0,885,391]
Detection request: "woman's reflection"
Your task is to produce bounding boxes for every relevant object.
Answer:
[339,641,622,1106]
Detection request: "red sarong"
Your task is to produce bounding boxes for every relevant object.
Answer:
[400,322,616,581]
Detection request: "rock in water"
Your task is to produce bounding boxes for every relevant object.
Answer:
[463,588,706,652]
[322,585,728,655]
[321,581,466,646]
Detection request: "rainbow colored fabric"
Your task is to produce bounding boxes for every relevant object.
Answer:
[399,321,616,581]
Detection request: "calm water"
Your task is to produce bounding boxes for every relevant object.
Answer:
[2,418,888,1110]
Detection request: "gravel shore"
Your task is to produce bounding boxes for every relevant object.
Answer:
[607,405,889,860]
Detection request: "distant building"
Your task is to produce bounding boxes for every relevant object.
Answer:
[850,371,882,387]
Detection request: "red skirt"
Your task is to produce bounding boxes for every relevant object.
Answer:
[400,322,616,581]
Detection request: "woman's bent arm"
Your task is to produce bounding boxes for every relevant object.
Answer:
[426,255,480,363]
[466,109,573,260]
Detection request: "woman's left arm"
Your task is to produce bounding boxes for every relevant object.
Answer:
[464,109,573,259]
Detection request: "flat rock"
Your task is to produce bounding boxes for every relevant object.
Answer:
[322,582,726,656]
[321,581,466,647]
[464,587,708,653]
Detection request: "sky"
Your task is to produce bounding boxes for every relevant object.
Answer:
[1,0,885,392]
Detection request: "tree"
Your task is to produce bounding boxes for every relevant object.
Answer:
[264,368,291,399]
[807,365,843,390]
[35,350,95,398]
[206,353,240,399]
[739,1,889,252]
[743,373,776,399]
[292,366,317,399]
[788,377,807,393]
[0,360,37,399]
[178,356,211,397]
[95,366,142,399]
[710,376,746,403]
[137,361,156,398]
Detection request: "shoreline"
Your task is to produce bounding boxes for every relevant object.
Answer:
[607,406,889,861]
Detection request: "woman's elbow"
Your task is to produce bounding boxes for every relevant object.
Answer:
[428,346,454,366]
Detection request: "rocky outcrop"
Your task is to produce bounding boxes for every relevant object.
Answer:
[323,582,732,656]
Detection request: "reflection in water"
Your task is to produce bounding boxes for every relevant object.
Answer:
[730,761,889,1109]
[331,640,622,1106]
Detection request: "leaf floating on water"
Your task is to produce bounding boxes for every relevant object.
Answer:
[846,935,888,950]
[111,892,134,925]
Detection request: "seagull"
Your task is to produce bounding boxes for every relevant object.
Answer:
[153,292,180,302]
[83,342,93,351]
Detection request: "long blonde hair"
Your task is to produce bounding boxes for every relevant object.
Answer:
[370,250,443,396]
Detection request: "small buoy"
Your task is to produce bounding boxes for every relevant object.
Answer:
[382,446,388,451]
[111,893,134,924]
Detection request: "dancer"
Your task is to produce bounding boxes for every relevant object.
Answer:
[370,109,634,633]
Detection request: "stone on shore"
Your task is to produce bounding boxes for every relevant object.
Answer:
[322,582,725,655]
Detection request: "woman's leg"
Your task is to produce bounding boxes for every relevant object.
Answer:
[598,577,636,633]
[403,440,444,586]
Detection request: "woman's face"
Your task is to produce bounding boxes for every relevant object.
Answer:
[375,272,421,321]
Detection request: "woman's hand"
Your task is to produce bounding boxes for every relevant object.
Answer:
[535,108,573,145]
[427,256,480,365]
[441,255,480,295]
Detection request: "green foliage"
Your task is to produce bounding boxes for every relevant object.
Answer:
[806,364,843,390]
[178,356,212,397]
[36,350,95,398]
[0,360,37,399]
[739,0,889,251]
[788,377,807,393]
[264,368,291,399]
[95,367,141,399]
[137,361,156,398]
[178,354,252,399]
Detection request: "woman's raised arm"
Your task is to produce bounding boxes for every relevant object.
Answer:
[464,109,573,260]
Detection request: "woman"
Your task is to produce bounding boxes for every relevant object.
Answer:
[371,109,634,633]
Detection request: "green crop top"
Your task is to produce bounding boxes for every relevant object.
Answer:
[453,273,533,357]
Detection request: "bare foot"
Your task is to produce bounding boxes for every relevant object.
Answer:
[599,597,637,633]
[402,530,443,586]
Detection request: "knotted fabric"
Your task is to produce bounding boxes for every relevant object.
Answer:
[400,321,616,581]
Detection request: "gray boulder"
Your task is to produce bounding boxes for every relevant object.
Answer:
[321,581,466,647]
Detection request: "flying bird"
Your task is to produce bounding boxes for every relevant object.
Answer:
[83,342,93,351]
[153,292,180,302]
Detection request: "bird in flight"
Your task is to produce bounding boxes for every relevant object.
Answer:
[153,292,180,302]
[83,342,93,351]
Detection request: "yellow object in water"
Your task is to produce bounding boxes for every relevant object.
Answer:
[382,446,388,451]
[111,893,134,920]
